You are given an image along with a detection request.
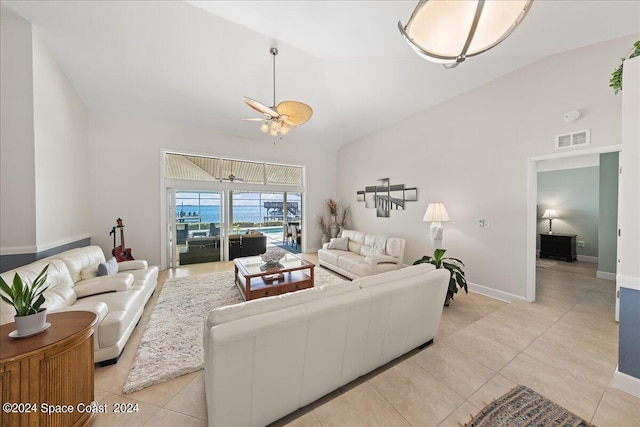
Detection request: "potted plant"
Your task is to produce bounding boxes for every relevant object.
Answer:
[413,249,467,306]
[0,264,50,336]
[610,40,640,94]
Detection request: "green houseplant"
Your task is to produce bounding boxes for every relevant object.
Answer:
[413,249,467,305]
[0,264,50,334]
[610,41,640,94]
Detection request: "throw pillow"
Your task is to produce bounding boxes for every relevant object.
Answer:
[98,257,119,276]
[327,237,349,251]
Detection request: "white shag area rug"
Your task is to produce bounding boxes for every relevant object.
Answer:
[122,266,347,394]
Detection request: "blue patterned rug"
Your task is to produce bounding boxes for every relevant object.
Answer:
[465,385,595,427]
[270,241,301,254]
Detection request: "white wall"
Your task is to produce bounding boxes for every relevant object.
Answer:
[0,8,36,252]
[337,35,637,300]
[32,29,90,251]
[537,167,600,257]
[618,57,640,283]
[88,112,337,266]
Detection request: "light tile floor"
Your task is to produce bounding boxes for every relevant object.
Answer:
[93,257,640,426]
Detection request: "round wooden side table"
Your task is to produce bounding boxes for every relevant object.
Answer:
[0,311,98,427]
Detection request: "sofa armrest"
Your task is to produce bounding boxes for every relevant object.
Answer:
[74,273,134,298]
[117,260,148,271]
[365,254,399,274]
[365,254,400,266]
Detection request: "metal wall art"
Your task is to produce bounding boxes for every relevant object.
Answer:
[356,178,417,218]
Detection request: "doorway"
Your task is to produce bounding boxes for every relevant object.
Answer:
[526,145,621,317]
[168,190,223,268]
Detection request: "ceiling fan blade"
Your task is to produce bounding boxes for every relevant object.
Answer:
[243,97,278,118]
[242,118,267,122]
[277,101,313,126]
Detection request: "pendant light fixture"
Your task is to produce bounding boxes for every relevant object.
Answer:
[398,0,533,68]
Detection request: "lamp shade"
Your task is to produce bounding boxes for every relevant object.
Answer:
[398,0,533,67]
[542,209,558,219]
[423,203,451,222]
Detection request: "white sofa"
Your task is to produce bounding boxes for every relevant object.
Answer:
[0,246,158,364]
[203,263,448,427]
[317,229,405,279]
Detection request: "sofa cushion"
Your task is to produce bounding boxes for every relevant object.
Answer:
[327,237,349,251]
[337,253,372,277]
[317,248,343,266]
[98,257,119,276]
[52,246,106,283]
[74,273,134,297]
[118,260,149,271]
[79,289,145,348]
[0,259,77,324]
[342,230,365,254]
[80,262,101,280]
[385,237,405,258]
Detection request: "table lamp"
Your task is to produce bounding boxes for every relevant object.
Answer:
[542,209,558,234]
[423,203,450,240]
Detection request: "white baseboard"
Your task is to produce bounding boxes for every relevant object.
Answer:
[467,282,526,303]
[577,254,598,263]
[597,271,616,281]
[612,368,640,398]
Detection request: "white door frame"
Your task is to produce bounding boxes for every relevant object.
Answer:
[526,144,622,302]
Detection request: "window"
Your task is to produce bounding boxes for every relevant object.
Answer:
[165,153,303,186]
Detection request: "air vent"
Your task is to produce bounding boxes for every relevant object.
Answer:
[555,129,590,150]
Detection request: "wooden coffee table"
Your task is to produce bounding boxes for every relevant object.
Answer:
[234,253,315,300]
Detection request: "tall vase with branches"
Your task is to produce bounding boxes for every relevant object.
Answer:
[326,199,340,238]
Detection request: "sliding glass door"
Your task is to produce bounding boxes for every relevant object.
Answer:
[170,190,222,267]
[229,191,303,254]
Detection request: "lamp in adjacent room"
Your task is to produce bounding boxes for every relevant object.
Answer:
[398,0,533,68]
[423,203,450,240]
[542,209,557,234]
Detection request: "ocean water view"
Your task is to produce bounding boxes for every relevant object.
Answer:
[176,205,300,225]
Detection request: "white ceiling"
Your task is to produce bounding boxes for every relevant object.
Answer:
[3,1,639,149]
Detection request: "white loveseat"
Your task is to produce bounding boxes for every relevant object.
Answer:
[203,263,448,427]
[0,246,158,364]
[317,229,405,279]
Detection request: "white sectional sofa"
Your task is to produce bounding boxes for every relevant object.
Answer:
[203,263,448,427]
[317,229,405,279]
[0,246,158,364]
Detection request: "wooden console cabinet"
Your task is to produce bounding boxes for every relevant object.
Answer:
[0,311,98,427]
[540,233,577,262]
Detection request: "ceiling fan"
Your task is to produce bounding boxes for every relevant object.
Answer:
[243,48,313,138]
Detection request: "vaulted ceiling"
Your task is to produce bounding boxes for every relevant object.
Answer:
[3,1,639,149]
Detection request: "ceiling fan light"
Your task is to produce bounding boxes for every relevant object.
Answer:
[243,48,313,139]
[398,0,533,67]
